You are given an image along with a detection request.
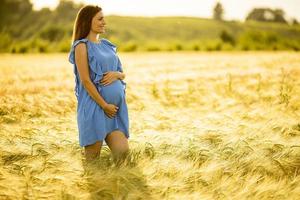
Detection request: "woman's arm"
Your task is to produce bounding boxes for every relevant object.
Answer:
[117,71,125,80]
[75,43,119,118]
[75,43,107,108]
[74,43,107,109]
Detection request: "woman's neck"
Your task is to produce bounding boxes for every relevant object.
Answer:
[86,32,99,43]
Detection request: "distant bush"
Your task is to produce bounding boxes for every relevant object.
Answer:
[10,47,17,53]
[205,40,222,51]
[18,45,29,53]
[215,43,222,51]
[238,29,300,50]
[283,40,300,51]
[121,41,137,52]
[30,38,49,53]
[39,25,65,42]
[146,46,161,51]
[58,38,72,52]
[246,31,265,50]
[0,32,12,52]
[175,43,183,51]
[220,30,235,45]
[221,43,234,51]
[265,32,278,44]
[192,44,200,51]
[166,42,184,51]
[9,39,50,53]
[241,44,250,51]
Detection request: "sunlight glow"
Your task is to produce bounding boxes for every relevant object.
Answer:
[31,0,300,21]
[30,0,59,10]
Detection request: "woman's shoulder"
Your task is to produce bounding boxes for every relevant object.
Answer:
[101,38,116,47]
[68,38,89,64]
[71,38,89,52]
[72,38,89,48]
[101,38,117,52]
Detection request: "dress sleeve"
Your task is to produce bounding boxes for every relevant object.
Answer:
[68,38,88,98]
[68,38,88,64]
[68,38,103,87]
[101,38,117,53]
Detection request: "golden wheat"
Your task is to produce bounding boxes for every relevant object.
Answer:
[0,52,299,199]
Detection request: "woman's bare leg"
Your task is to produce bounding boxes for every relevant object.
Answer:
[105,130,129,165]
[84,140,103,162]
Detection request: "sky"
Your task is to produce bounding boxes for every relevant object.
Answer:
[30,0,300,21]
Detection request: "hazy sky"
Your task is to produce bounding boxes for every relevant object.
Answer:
[30,0,300,21]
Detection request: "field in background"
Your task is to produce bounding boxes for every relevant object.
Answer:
[0,52,300,199]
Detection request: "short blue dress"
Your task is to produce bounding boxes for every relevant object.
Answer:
[68,38,129,147]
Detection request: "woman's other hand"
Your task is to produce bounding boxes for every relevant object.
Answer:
[103,103,119,118]
[100,71,120,86]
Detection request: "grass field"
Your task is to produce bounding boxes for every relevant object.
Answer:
[0,52,300,199]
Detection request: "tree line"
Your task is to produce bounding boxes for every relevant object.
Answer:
[213,2,299,24]
[0,0,299,53]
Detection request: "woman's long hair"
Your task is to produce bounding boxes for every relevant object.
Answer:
[71,5,102,43]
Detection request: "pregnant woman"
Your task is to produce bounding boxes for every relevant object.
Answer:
[68,5,130,163]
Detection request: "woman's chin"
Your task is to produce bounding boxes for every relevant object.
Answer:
[98,29,105,34]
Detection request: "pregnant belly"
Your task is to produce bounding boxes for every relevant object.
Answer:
[99,80,125,105]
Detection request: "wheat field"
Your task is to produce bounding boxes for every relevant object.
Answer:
[0,52,300,199]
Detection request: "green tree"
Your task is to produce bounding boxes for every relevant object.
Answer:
[0,0,33,29]
[53,0,82,23]
[39,25,65,42]
[292,18,299,25]
[246,8,270,22]
[273,9,287,23]
[213,2,224,21]
[220,30,235,45]
[246,8,287,24]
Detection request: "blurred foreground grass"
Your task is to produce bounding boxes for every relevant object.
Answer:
[0,52,300,199]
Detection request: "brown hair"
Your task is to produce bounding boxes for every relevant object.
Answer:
[71,5,102,43]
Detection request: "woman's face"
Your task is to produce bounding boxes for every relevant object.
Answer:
[91,11,106,34]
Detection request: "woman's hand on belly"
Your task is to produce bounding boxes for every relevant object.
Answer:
[100,71,121,86]
[103,103,119,118]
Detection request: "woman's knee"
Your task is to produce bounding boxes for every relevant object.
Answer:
[111,141,129,156]
[116,146,130,154]
[84,141,102,157]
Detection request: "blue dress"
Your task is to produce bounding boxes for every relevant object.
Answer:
[68,38,129,147]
